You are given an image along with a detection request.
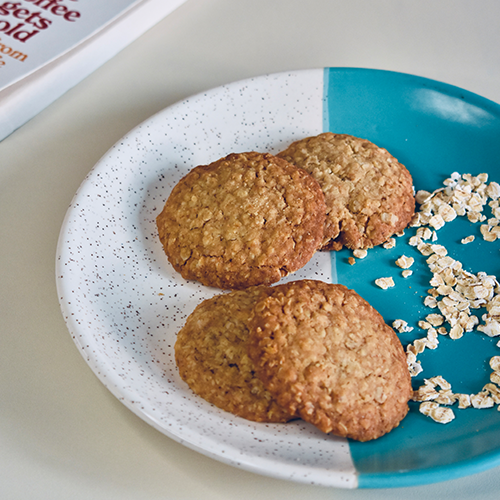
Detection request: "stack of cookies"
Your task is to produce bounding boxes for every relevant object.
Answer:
[175,280,412,441]
[156,132,416,441]
[156,133,415,290]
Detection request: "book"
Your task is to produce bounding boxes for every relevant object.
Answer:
[0,0,187,141]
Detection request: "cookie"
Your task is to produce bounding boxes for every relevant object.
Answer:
[156,152,326,290]
[278,133,415,250]
[174,286,295,423]
[248,280,412,441]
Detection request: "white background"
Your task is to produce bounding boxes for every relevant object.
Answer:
[1,1,500,498]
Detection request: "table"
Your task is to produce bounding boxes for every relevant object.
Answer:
[2,1,500,498]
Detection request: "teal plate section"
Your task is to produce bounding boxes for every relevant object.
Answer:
[323,68,500,488]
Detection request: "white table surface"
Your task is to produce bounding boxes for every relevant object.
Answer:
[2,1,500,498]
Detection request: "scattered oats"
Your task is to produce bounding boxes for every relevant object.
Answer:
[396,255,414,269]
[409,361,423,377]
[432,256,457,273]
[429,214,445,230]
[470,391,495,409]
[429,375,452,390]
[441,269,458,287]
[418,320,432,330]
[426,328,439,349]
[353,249,367,259]
[438,203,457,222]
[480,224,498,242]
[412,387,436,402]
[415,190,432,205]
[375,277,395,289]
[406,350,417,364]
[468,211,487,223]
[417,241,434,256]
[479,320,500,337]
[449,324,464,340]
[470,298,488,309]
[435,390,457,405]
[445,172,462,185]
[424,296,438,309]
[408,235,421,247]
[406,349,423,377]
[382,238,396,249]
[490,356,500,372]
[430,244,448,256]
[419,401,455,424]
[430,273,444,287]
[490,372,500,386]
[412,377,450,402]
[413,338,428,354]
[460,313,479,332]
[436,284,454,296]
[417,227,433,240]
[348,256,356,265]
[426,253,440,265]
[392,319,414,333]
[456,393,471,409]
[487,182,500,200]
[410,213,423,227]
[484,383,500,404]
[426,313,445,327]
[468,193,486,212]
[380,172,500,421]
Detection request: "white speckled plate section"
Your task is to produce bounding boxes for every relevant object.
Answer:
[56,69,357,488]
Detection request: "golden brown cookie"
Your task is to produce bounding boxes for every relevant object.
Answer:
[156,152,326,290]
[278,133,415,250]
[248,280,412,441]
[174,286,295,423]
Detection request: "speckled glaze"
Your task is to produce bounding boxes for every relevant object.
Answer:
[56,69,357,488]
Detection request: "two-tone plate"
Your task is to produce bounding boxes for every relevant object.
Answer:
[56,68,500,488]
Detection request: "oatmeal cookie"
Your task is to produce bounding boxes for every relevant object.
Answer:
[248,280,412,441]
[156,152,326,289]
[174,286,295,423]
[278,133,415,250]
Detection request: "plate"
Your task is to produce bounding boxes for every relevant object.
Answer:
[56,68,500,488]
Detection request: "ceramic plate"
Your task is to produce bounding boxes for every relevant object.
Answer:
[56,68,500,488]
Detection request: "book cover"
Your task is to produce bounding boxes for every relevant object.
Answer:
[0,0,187,140]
